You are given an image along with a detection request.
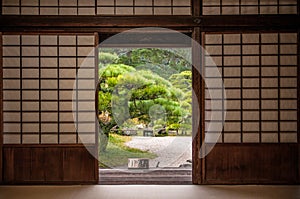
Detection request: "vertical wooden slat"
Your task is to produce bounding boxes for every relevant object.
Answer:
[259,33,262,143]
[0,0,2,15]
[94,0,97,16]
[63,148,83,181]
[277,33,281,143]
[75,35,79,144]
[30,148,45,181]
[192,0,201,17]
[44,148,63,182]
[57,35,60,144]
[297,31,300,183]
[3,148,14,183]
[14,147,31,182]
[298,0,300,15]
[37,0,40,15]
[221,34,225,143]
[200,31,206,183]
[76,0,79,15]
[19,35,23,144]
[298,14,300,190]
[63,147,96,182]
[38,35,41,144]
[240,33,243,143]
[83,146,98,182]
[0,32,3,183]
[94,32,99,183]
[192,27,202,184]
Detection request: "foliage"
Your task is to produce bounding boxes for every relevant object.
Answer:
[98,49,192,151]
[117,48,191,79]
[98,63,136,151]
[99,52,118,65]
[99,134,156,168]
[169,71,192,134]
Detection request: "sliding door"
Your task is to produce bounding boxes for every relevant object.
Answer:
[202,32,299,184]
[1,33,98,184]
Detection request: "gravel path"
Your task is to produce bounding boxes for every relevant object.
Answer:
[125,136,192,168]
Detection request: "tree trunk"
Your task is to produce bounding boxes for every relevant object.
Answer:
[99,129,109,152]
[99,121,116,152]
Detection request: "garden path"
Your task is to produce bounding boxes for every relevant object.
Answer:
[125,136,192,168]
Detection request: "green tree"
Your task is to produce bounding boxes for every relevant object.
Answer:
[169,71,192,134]
[98,50,192,152]
[114,70,183,126]
[98,63,136,151]
[98,60,185,151]
[99,52,118,65]
[117,48,191,79]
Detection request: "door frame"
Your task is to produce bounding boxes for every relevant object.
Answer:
[96,28,199,184]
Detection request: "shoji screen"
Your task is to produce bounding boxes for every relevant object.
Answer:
[97,0,191,15]
[203,0,297,15]
[2,33,98,184]
[2,0,96,15]
[205,33,298,144]
[2,34,96,145]
[203,32,298,184]
[2,0,191,15]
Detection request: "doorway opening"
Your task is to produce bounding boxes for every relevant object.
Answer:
[97,31,193,184]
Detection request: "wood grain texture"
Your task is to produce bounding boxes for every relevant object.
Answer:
[298,0,300,16]
[2,146,98,184]
[94,32,99,183]
[63,148,96,182]
[14,148,31,182]
[297,29,300,184]
[31,148,45,181]
[44,148,63,182]
[3,147,13,183]
[0,15,299,31]
[192,0,201,17]
[192,27,202,184]
[204,144,298,184]
[0,7,299,185]
[0,32,3,184]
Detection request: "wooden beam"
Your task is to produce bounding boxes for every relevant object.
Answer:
[0,32,3,184]
[192,27,202,184]
[0,15,299,32]
[94,32,99,183]
[0,16,195,29]
[192,0,202,17]
[297,31,300,183]
[298,0,300,16]
[0,0,2,16]
[200,15,300,31]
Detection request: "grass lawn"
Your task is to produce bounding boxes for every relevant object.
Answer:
[99,134,157,168]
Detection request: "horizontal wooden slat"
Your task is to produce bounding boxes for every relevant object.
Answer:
[0,15,299,31]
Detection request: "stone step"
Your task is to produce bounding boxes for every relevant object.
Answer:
[99,169,192,185]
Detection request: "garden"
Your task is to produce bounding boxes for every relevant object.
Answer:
[98,48,192,168]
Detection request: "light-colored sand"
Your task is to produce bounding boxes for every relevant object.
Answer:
[125,136,192,168]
